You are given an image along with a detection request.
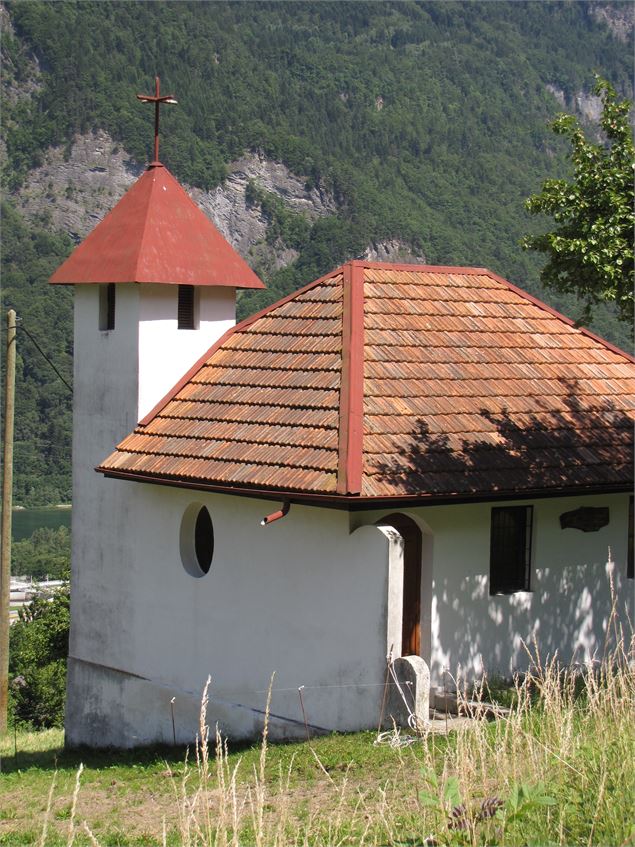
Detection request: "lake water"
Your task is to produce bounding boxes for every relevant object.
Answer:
[12,507,72,541]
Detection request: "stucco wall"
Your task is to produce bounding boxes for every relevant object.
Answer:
[357,493,633,687]
[70,285,139,685]
[137,286,235,418]
[68,478,632,749]
[68,283,239,746]
[67,485,391,747]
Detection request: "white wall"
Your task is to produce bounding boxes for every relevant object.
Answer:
[138,286,235,419]
[377,526,404,658]
[68,476,633,747]
[67,282,238,747]
[358,494,633,688]
[67,487,391,747]
[70,285,140,681]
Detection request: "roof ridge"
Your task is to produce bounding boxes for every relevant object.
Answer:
[349,259,489,274]
[133,167,158,283]
[336,262,364,494]
[484,270,635,364]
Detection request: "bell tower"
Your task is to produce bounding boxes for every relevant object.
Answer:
[49,80,265,745]
[50,77,265,467]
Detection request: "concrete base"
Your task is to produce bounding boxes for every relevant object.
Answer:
[385,655,430,731]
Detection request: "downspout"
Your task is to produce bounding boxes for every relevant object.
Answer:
[260,501,290,526]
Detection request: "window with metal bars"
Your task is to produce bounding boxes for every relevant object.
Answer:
[99,283,116,331]
[178,285,196,329]
[489,505,533,595]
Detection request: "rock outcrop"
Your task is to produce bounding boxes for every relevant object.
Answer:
[589,2,634,44]
[16,131,143,241]
[15,131,337,273]
[362,239,426,265]
[16,131,425,275]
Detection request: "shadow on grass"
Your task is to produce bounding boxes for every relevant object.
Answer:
[1,728,440,776]
[0,739,190,775]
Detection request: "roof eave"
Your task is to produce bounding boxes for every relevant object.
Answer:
[50,275,265,288]
[96,466,631,511]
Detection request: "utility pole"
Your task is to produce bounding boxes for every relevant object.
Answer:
[0,309,16,734]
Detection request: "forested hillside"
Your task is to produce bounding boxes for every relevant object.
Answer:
[1,1,633,505]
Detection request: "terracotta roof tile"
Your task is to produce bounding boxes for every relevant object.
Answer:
[193,366,341,391]
[100,272,344,494]
[358,265,634,497]
[230,333,339,354]
[99,262,635,501]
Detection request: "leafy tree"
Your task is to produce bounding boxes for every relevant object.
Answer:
[523,79,634,326]
[9,580,70,728]
[11,526,71,580]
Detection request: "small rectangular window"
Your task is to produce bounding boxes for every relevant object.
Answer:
[178,285,196,330]
[99,283,116,331]
[628,496,633,580]
[490,505,533,595]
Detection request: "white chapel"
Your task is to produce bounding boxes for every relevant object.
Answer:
[51,90,635,747]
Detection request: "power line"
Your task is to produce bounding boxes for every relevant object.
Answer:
[16,321,72,393]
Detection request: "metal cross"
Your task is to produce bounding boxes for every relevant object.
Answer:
[136,76,178,166]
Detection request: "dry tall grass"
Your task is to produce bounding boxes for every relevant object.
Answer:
[37,634,635,846]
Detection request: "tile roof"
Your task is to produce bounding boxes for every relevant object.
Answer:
[99,261,635,503]
[50,165,265,289]
[101,271,344,493]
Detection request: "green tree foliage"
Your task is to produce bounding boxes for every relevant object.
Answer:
[523,79,635,326]
[9,581,70,728]
[11,526,71,580]
[0,201,73,505]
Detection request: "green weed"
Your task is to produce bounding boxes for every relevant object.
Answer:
[1,635,634,846]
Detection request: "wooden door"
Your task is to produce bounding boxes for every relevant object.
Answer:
[383,514,422,656]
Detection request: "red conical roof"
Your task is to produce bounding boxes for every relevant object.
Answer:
[50,165,265,289]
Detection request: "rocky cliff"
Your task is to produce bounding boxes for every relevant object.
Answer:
[15,130,337,274]
[14,128,424,274]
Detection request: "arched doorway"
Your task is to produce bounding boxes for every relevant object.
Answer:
[378,513,423,657]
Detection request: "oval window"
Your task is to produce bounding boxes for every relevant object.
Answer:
[181,504,214,577]
[194,506,214,573]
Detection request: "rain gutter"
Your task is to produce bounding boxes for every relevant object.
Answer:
[97,468,631,512]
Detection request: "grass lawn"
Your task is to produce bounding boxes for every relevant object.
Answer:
[0,727,442,846]
[1,651,634,846]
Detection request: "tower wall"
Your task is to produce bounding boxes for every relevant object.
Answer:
[138,286,236,419]
[67,282,237,745]
[69,285,140,701]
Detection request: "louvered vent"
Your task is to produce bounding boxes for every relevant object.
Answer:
[99,283,116,331]
[178,285,195,329]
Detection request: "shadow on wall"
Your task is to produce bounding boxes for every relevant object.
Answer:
[374,379,633,497]
[431,559,631,683]
[375,379,634,681]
